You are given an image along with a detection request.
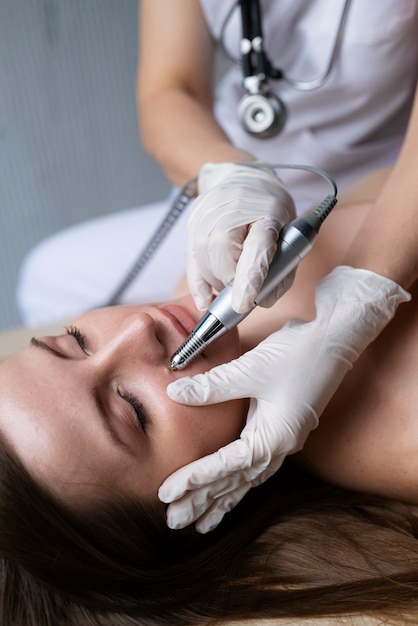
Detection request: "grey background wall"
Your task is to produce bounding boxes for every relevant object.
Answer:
[0,0,171,330]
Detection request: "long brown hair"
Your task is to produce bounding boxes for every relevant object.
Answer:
[1,440,418,626]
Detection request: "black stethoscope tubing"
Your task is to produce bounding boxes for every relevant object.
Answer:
[220,0,353,91]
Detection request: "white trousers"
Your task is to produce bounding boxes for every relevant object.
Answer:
[16,196,190,326]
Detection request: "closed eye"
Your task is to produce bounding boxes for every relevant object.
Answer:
[119,390,147,432]
[66,326,88,353]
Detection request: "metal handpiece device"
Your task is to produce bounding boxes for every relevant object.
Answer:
[170,194,337,370]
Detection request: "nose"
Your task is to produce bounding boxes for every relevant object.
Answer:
[92,313,165,369]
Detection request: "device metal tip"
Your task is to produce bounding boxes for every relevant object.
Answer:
[169,332,205,371]
[169,354,183,371]
[169,348,189,370]
[169,311,228,371]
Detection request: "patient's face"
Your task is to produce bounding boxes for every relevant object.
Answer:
[0,296,245,504]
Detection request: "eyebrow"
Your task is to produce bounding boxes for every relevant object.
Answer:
[31,337,134,455]
[31,337,70,359]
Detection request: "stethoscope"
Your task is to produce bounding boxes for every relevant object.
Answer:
[103,1,353,305]
[220,0,353,138]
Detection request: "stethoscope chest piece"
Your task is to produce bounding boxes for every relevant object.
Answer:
[224,0,352,139]
[238,91,287,138]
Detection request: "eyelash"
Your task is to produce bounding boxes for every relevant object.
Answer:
[66,326,87,351]
[120,391,147,432]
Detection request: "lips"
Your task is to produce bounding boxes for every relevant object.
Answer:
[158,305,198,337]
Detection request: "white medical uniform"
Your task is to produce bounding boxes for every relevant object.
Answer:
[17,0,418,325]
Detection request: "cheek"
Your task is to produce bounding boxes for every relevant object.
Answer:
[162,398,247,473]
[197,399,246,453]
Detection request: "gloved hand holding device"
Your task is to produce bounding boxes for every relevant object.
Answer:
[187,162,296,313]
[160,266,410,533]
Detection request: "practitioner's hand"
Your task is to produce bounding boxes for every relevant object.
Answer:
[187,162,296,313]
[160,266,410,533]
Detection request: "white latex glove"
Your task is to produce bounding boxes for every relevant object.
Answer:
[187,162,296,313]
[160,266,410,533]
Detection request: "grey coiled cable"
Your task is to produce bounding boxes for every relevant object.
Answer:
[104,178,197,306]
[103,163,337,306]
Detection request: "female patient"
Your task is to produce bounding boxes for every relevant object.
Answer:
[1,171,418,625]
